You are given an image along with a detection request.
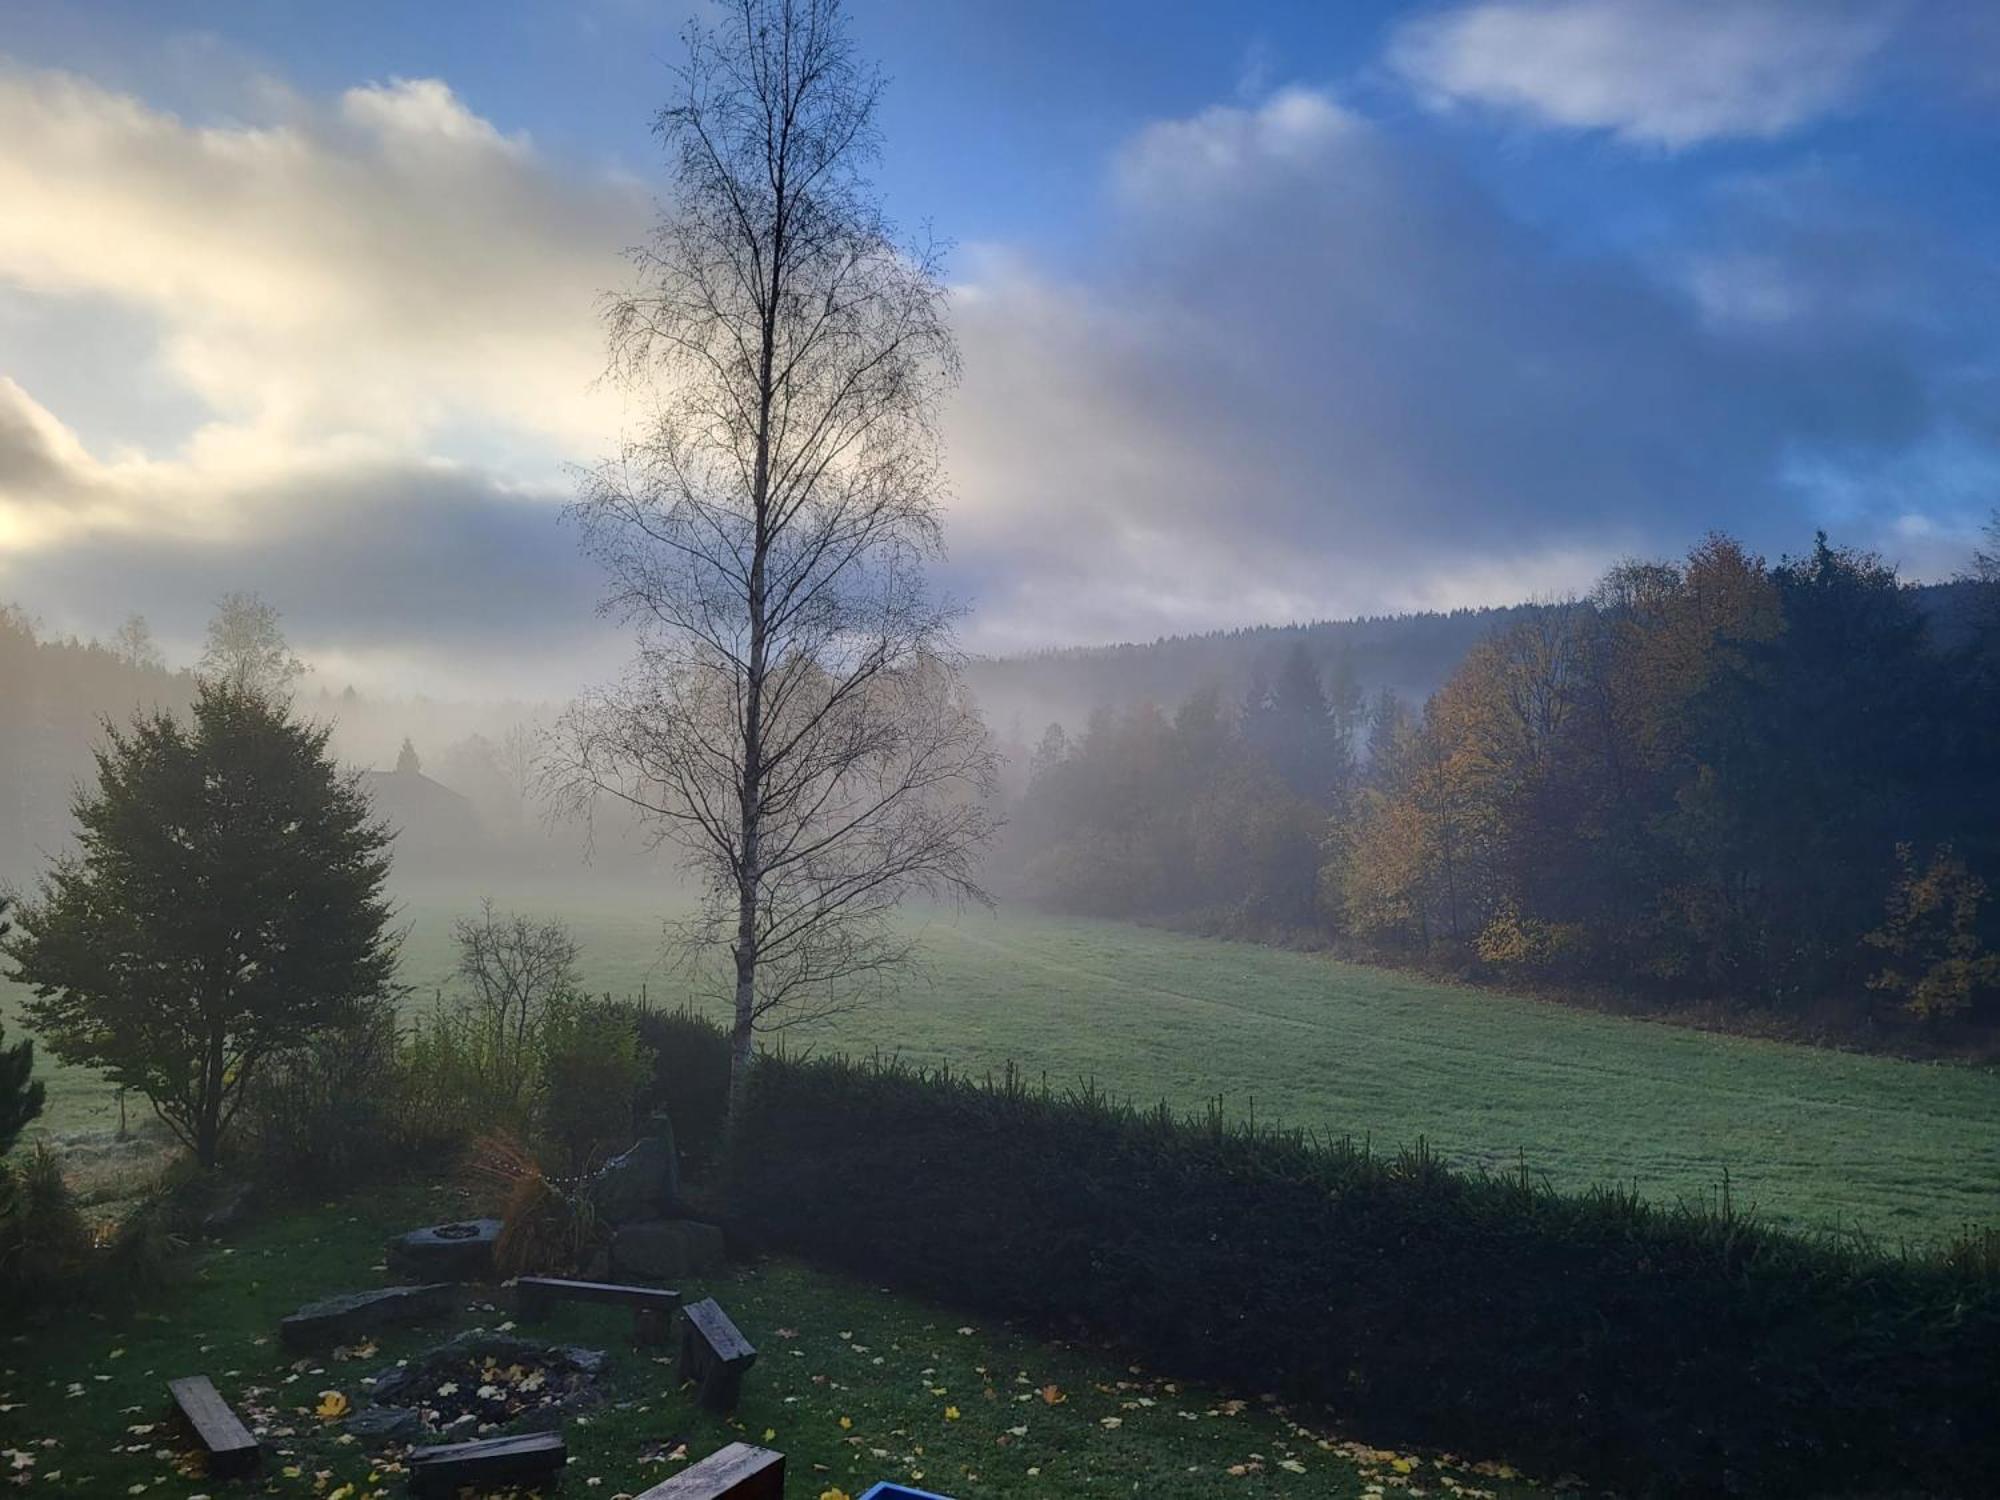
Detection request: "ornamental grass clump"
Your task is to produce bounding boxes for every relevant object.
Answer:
[470,1131,600,1279]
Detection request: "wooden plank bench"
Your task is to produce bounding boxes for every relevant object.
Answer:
[516,1275,682,1346]
[409,1429,566,1497]
[278,1282,452,1350]
[165,1375,261,1479]
[635,1441,784,1499]
[678,1297,757,1412]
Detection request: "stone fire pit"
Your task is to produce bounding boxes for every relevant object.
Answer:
[351,1331,606,1445]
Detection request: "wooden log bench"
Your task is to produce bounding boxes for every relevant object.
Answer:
[278,1282,452,1350]
[635,1441,784,1499]
[408,1429,566,1497]
[677,1296,756,1412]
[165,1375,261,1479]
[515,1275,682,1346]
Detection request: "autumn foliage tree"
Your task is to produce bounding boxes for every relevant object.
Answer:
[1865,844,2000,1024]
[1010,529,2000,1032]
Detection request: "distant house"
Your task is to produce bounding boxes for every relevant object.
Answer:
[361,758,483,868]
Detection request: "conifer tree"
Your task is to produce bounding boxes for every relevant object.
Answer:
[0,897,46,1156]
[3,683,398,1167]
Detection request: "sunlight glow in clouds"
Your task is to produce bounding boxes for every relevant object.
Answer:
[0,12,1992,689]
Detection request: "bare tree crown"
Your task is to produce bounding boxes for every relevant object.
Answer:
[555,0,995,1055]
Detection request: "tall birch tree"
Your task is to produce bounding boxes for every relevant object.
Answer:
[554,0,995,1120]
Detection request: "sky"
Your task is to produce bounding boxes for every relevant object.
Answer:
[1,0,1997,697]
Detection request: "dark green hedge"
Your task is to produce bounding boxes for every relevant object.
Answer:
[625,1005,732,1170]
[723,1048,2000,1498]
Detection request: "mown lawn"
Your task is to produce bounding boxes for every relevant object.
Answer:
[10,873,2000,1244]
[0,1183,1542,1499]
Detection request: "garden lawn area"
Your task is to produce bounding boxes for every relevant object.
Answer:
[11,874,2000,1245]
[0,1183,1542,1500]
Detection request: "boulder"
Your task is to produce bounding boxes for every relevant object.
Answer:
[610,1217,725,1282]
[279,1283,452,1350]
[386,1219,503,1282]
[197,1178,257,1234]
[589,1115,681,1225]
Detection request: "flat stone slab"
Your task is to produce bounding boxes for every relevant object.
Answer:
[345,1404,427,1444]
[386,1218,502,1282]
[279,1283,452,1350]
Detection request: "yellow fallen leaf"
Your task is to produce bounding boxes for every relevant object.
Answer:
[315,1391,349,1420]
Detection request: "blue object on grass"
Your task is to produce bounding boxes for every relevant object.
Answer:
[858,1485,958,1500]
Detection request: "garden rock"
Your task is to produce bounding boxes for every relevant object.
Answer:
[346,1405,426,1444]
[197,1177,256,1234]
[610,1217,724,1281]
[386,1219,503,1282]
[590,1114,681,1224]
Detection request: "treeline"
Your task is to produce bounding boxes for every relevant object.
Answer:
[0,601,652,881]
[1004,532,2000,1034]
[967,601,1547,749]
[0,606,196,874]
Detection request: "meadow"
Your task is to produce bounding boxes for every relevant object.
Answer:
[10,875,2000,1245]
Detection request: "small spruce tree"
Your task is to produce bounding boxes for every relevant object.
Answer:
[2,683,398,1167]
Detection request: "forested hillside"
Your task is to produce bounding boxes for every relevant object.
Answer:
[967,578,1984,768]
[999,534,2000,1042]
[966,603,1546,748]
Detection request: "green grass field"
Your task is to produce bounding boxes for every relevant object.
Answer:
[10,875,2000,1245]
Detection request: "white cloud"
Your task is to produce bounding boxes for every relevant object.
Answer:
[938,84,1955,650]
[0,63,644,483]
[1391,0,1895,148]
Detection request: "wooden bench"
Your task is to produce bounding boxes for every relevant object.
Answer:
[678,1296,757,1412]
[635,1441,784,1499]
[278,1282,452,1350]
[409,1429,566,1497]
[165,1375,261,1479]
[516,1275,682,1346]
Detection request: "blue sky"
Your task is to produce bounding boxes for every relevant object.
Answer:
[1,0,1996,693]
